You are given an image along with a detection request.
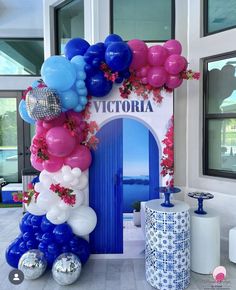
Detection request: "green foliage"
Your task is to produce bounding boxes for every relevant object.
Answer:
[132,200,141,212]
[0,110,17,147]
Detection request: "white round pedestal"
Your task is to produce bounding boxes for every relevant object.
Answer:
[190,208,220,274]
[229,227,236,263]
[145,199,190,290]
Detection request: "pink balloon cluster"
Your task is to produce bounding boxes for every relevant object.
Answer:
[127,39,187,89]
[30,111,92,173]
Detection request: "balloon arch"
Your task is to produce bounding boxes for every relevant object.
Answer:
[6,34,199,285]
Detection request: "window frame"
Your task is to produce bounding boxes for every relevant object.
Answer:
[110,0,175,42]
[54,0,85,55]
[0,38,44,77]
[203,51,236,179]
[203,0,236,36]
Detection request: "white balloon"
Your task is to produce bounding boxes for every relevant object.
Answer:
[67,206,97,236]
[58,200,70,210]
[70,178,80,187]
[71,168,82,177]
[61,165,72,174]
[39,174,53,188]
[73,190,85,208]
[34,182,44,193]
[77,174,88,190]
[25,197,47,215]
[53,172,64,183]
[47,206,70,225]
[36,191,60,211]
[63,174,74,183]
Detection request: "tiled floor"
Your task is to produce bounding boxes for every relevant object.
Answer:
[0,208,236,290]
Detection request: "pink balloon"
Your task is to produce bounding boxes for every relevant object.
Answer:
[141,77,148,84]
[64,145,92,171]
[36,122,47,135]
[43,155,64,172]
[163,40,182,55]
[147,67,168,88]
[66,110,83,126]
[30,154,44,171]
[164,55,187,75]
[140,66,150,77]
[127,39,148,70]
[148,45,169,66]
[165,74,183,89]
[46,127,76,157]
[43,112,66,129]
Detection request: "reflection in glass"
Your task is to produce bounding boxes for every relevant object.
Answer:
[208,119,236,172]
[207,57,236,114]
[56,0,84,55]
[112,0,173,41]
[0,39,44,75]
[206,0,236,34]
[0,99,18,182]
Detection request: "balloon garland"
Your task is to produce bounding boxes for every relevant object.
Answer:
[9,34,199,285]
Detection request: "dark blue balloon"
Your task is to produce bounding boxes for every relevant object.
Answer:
[42,233,54,245]
[70,237,90,265]
[53,224,73,244]
[26,239,38,250]
[115,76,124,84]
[23,231,34,241]
[61,245,71,253]
[86,71,112,97]
[64,38,90,60]
[104,34,123,48]
[105,42,132,72]
[120,69,131,79]
[5,236,24,268]
[48,243,60,255]
[38,242,47,253]
[32,176,40,185]
[41,216,55,233]
[84,43,105,65]
[31,215,43,226]
[19,241,28,253]
[45,252,58,269]
[20,218,33,234]
[84,64,97,76]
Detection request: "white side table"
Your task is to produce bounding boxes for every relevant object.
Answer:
[229,227,236,263]
[190,208,220,274]
[145,199,190,290]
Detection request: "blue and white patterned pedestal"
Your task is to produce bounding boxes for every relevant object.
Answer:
[145,200,190,290]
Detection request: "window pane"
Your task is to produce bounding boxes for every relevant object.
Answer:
[56,0,84,55]
[0,39,44,75]
[208,119,236,173]
[206,0,236,34]
[0,99,18,182]
[112,0,173,41]
[207,56,236,114]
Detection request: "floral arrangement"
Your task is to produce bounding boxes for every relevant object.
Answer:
[31,135,49,163]
[100,62,119,82]
[50,183,76,206]
[12,183,39,205]
[161,116,174,187]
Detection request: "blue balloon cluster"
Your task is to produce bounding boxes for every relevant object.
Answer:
[6,213,90,269]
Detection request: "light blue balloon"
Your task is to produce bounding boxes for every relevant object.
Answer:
[71,55,86,70]
[76,71,86,80]
[41,56,76,91]
[75,80,86,90]
[79,96,88,106]
[60,90,79,110]
[77,88,88,96]
[19,100,35,124]
[74,104,83,112]
[31,80,40,88]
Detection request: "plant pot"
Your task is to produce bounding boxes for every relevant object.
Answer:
[133,210,141,226]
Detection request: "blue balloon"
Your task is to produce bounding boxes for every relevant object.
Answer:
[41,216,55,233]
[86,71,112,97]
[79,96,88,106]
[64,38,90,60]
[32,176,40,185]
[19,99,35,124]
[105,42,132,72]
[26,239,38,250]
[76,80,86,89]
[84,64,97,76]
[48,243,60,255]
[71,55,86,70]
[38,242,47,253]
[42,233,54,245]
[104,34,123,48]
[115,76,124,83]
[19,241,28,253]
[77,88,88,96]
[84,43,105,65]
[23,231,34,241]
[5,236,24,268]
[53,224,73,244]
[70,237,90,265]
[77,71,86,80]
[60,90,79,110]
[31,215,43,226]
[20,218,33,233]
[41,56,76,91]
[31,80,40,88]
[74,104,84,112]
[61,245,70,253]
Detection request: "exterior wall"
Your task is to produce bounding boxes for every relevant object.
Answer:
[0,0,43,90]
[186,0,236,240]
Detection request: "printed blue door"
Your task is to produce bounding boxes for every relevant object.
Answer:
[149,132,160,199]
[89,119,123,254]
[89,118,159,254]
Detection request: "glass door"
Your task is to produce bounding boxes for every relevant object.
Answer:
[0,92,32,183]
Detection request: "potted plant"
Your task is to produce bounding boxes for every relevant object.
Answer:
[132,200,141,226]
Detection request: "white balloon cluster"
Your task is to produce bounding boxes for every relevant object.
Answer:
[26,165,97,236]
